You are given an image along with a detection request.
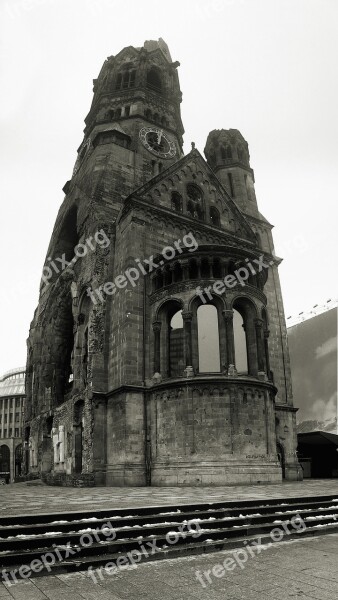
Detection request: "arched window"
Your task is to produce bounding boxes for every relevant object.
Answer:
[124,106,130,117]
[255,232,263,249]
[147,68,162,92]
[116,73,122,89]
[210,206,220,227]
[115,107,122,118]
[145,108,151,119]
[186,183,204,220]
[233,309,248,374]
[173,262,183,282]
[171,191,182,212]
[244,174,252,201]
[220,145,232,159]
[153,113,160,124]
[108,109,115,120]
[237,145,244,161]
[197,305,220,372]
[116,69,135,90]
[169,310,184,377]
[51,206,78,272]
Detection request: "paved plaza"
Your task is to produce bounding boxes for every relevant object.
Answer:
[1,479,337,517]
[0,532,338,599]
[0,480,337,598]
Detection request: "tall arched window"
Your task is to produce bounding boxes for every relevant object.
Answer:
[116,69,135,90]
[186,183,204,220]
[116,73,122,89]
[210,206,220,227]
[197,305,220,372]
[233,309,248,374]
[171,191,183,212]
[169,310,184,377]
[147,68,162,92]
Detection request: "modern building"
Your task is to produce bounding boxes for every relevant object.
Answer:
[287,305,337,434]
[0,367,25,482]
[25,38,302,486]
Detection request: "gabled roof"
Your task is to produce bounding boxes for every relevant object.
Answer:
[129,148,256,241]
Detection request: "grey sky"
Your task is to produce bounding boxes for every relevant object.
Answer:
[0,0,337,372]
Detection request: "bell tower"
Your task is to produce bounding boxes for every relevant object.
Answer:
[25,39,302,487]
[204,129,259,218]
[71,38,184,205]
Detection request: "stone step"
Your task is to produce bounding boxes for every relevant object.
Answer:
[1,494,337,581]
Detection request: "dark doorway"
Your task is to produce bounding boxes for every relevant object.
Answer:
[74,401,84,473]
[298,431,338,478]
[0,445,10,473]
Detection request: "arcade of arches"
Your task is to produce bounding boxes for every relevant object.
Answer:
[151,250,271,381]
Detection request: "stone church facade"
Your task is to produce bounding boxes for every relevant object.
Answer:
[25,39,302,486]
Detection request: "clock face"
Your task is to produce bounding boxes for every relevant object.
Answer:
[139,127,176,159]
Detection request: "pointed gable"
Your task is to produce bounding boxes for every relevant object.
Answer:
[127,149,256,242]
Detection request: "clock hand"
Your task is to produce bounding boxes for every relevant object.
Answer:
[157,129,163,145]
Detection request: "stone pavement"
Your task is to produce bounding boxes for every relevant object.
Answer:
[1,479,337,517]
[1,532,338,599]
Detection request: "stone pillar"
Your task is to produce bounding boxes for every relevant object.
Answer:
[264,328,271,380]
[92,397,107,484]
[152,321,162,374]
[223,310,236,374]
[207,257,213,278]
[255,318,266,375]
[196,257,202,279]
[182,311,194,376]
[220,258,228,278]
[180,259,189,280]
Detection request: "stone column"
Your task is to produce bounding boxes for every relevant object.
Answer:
[264,328,271,380]
[180,259,189,280]
[223,310,236,374]
[220,258,228,278]
[196,257,202,279]
[182,311,194,377]
[207,257,213,278]
[255,318,266,375]
[152,321,162,374]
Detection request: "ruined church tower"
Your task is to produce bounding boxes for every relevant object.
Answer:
[25,39,302,486]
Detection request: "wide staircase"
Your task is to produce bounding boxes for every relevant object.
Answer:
[1,494,338,580]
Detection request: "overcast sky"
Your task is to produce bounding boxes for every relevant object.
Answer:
[0,0,337,373]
